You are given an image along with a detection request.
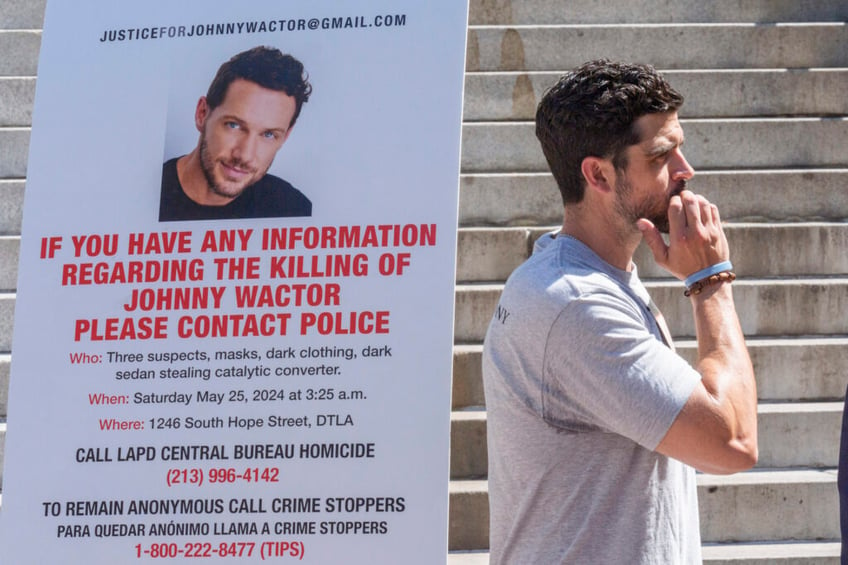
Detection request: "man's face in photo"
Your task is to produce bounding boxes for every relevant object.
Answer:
[195,78,296,204]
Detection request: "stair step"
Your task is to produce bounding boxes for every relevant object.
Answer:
[453,337,848,409]
[0,77,35,126]
[11,23,847,83]
[5,67,848,130]
[449,479,489,551]
[448,552,489,565]
[0,353,7,415]
[450,410,487,479]
[461,119,848,173]
[466,24,848,72]
[450,403,844,478]
[448,541,842,564]
[635,223,848,278]
[14,122,847,178]
[468,0,848,25]
[756,402,843,467]
[701,541,841,564]
[699,469,840,542]
[0,127,29,178]
[5,170,843,232]
[457,223,848,282]
[459,170,848,226]
[464,68,848,121]
[8,0,848,31]
[452,345,487,410]
[0,0,45,29]
[1,335,843,414]
[652,279,848,338]
[0,293,12,350]
[0,422,5,485]
[43,225,740,286]
[0,181,23,235]
[448,469,839,551]
[10,69,846,128]
[455,279,848,342]
[0,30,40,76]
[0,236,18,289]
[9,271,848,352]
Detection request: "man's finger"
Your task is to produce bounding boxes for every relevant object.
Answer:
[699,196,715,226]
[667,194,686,237]
[637,218,668,264]
[712,202,722,225]
[681,190,702,227]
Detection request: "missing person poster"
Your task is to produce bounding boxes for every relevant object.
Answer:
[0,1,468,563]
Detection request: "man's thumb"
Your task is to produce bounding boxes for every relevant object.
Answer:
[636,219,668,263]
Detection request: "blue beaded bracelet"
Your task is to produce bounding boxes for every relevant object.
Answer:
[684,260,733,289]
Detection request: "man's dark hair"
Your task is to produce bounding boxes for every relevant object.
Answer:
[206,46,312,128]
[535,60,683,205]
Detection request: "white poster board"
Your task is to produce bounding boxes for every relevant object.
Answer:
[1,1,468,563]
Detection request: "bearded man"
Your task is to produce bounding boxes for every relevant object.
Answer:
[483,60,758,564]
[160,46,311,221]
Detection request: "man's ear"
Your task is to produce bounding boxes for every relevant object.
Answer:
[194,97,209,133]
[580,156,615,195]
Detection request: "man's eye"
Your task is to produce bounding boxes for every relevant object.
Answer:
[225,122,240,129]
[263,131,278,139]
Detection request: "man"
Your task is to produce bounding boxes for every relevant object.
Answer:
[160,46,312,221]
[482,60,758,563]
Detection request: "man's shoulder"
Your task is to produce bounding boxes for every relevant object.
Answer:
[506,236,618,304]
[254,173,304,197]
[248,173,312,217]
[256,173,297,192]
[161,157,179,182]
[159,157,187,220]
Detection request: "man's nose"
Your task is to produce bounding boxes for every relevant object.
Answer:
[232,134,257,165]
[672,150,695,181]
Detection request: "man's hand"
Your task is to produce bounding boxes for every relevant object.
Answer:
[639,190,758,474]
[637,190,729,281]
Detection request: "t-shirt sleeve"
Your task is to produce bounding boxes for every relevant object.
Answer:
[541,291,701,451]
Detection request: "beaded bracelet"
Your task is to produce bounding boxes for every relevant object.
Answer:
[684,260,733,289]
[684,271,736,297]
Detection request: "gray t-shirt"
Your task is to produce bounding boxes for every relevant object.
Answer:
[482,233,702,564]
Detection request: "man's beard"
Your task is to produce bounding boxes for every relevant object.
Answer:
[198,134,259,200]
[614,176,687,234]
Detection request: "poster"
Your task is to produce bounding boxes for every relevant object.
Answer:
[1,1,468,563]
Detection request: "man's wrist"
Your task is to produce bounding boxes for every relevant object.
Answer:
[685,271,736,297]
[684,260,733,288]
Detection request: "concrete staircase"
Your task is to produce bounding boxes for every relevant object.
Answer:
[1,0,846,563]
[0,0,43,492]
[449,1,847,563]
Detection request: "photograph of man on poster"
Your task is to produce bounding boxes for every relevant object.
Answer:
[159,46,312,221]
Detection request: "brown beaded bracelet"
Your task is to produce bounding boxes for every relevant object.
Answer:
[684,271,736,297]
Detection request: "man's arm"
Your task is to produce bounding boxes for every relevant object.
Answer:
[639,190,758,474]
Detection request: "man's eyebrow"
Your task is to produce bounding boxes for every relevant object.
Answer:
[263,126,289,136]
[644,137,684,157]
[644,142,673,157]
[221,114,288,133]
